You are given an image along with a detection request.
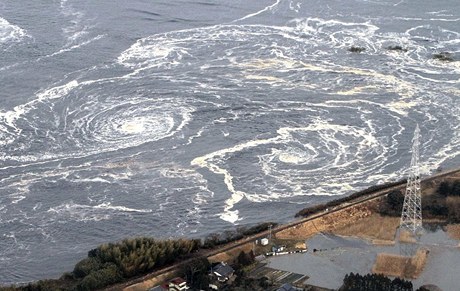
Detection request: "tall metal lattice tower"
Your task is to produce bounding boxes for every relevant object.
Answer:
[400,124,423,235]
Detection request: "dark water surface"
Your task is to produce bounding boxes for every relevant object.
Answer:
[0,0,459,283]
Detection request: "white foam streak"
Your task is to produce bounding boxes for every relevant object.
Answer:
[94,202,152,213]
[192,136,280,223]
[231,0,281,23]
[45,35,105,58]
[0,17,28,44]
[47,202,152,222]
[37,80,79,101]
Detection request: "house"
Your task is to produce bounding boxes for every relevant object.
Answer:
[272,245,285,253]
[277,283,303,291]
[168,277,189,291]
[212,262,235,282]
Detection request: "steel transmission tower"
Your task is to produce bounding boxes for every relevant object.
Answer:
[400,124,423,235]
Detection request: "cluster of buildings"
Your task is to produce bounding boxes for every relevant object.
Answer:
[150,262,235,291]
[150,235,309,291]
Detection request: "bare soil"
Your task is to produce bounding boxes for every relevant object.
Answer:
[372,248,429,279]
[208,242,253,263]
[333,213,399,243]
[276,202,376,240]
[446,224,460,242]
[123,270,177,291]
[399,229,417,243]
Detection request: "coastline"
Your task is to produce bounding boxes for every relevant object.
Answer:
[116,167,460,291]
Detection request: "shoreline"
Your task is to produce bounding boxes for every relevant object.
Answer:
[117,167,460,291]
[2,167,459,290]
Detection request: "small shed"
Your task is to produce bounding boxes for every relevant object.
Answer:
[260,238,269,245]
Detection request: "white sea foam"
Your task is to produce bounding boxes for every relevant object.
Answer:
[192,119,386,223]
[278,149,312,165]
[47,201,151,222]
[0,80,79,133]
[59,0,87,44]
[117,39,191,72]
[37,80,79,101]
[0,17,27,44]
[116,17,450,104]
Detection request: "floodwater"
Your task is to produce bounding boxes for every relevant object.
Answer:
[268,229,460,289]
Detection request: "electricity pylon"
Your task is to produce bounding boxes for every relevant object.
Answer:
[400,124,423,235]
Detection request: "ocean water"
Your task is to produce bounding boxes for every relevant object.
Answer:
[0,0,459,283]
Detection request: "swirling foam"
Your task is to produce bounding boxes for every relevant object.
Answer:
[118,15,459,223]
[0,76,193,163]
[193,116,393,223]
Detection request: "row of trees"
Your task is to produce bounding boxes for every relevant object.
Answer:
[437,180,460,222]
[378,180,460,223]
[0,237,201,291]
[340,273,413,291]
[74,237,201,290]
[340,273,440,291]
[379,189,453,220]
[437,180,460,197]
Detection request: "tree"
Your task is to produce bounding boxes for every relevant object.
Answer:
[236,251,255,267]
[73,257,102,278]
[447,197,460,223]
[180,257,210,290]
[379,190,404,216]
[438,181,451,196]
